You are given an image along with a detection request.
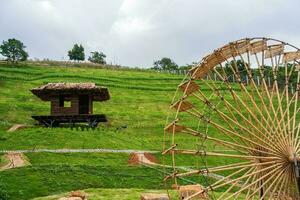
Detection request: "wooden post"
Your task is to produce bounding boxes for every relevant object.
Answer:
[260,180,264,200]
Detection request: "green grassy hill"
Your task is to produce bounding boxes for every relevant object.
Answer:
[0,63,184,150]
[0,63,184,199]
[0,63,242,200]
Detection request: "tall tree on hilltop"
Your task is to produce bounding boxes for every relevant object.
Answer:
[0,38,29,62]
[153,57,178,71]
[68,44,85,62]
[88,51,106,64]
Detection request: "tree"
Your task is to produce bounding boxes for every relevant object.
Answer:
[153,57,178,71]
[0,38,28,62]
[178,62,197,71]
[88,51,106,64]
[68,44,85,62]
[224,59,249,81]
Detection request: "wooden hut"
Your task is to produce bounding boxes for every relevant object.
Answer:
[31,83,110,127]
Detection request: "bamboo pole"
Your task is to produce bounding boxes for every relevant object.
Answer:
[200,74,250,147]
[171,149,280,161]
[268,171,288,200]
[212,56,290,155]
[185,109,281,155]
[213,163,282,190]
[219,168,254,199]
[222,165,282,200]
[258,165,288,199]
[184,119,280,157]
[292,70,300,148]
[192,90,282,152]
[246,50,289,147]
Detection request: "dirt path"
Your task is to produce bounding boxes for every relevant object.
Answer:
[0,152,28,170]
[7,124,31,132]
[128,152,161,166]
[136,153,158,165]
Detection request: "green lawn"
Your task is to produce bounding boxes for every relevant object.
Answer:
[0,164,166,199]
[33,188,177,200]
[0,153,7,168]
[0,152,243,199]
[33,188,246,200]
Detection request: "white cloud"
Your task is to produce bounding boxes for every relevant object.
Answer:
[0,0,299,67]
[112,17,154,35]
[39,0,55,11]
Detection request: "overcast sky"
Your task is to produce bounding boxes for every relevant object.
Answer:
[0,0,299,67]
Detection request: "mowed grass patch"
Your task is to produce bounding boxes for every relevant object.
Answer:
[0,127,164,150]
[26,152,130,166]
[0,153,168,200]
[26,152,241,169]
[0,126,231,151]
[0,165,167,200]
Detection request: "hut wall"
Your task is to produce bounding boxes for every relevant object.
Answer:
[51,96,79,116]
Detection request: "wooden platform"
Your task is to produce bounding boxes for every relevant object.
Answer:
[32,114,107,128]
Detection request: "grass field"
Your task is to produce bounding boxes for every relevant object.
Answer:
[33,188,179,200]
[33,188,245,200]
[0,63,240,199]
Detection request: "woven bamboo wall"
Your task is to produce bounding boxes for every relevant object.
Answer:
[50,96,79,116]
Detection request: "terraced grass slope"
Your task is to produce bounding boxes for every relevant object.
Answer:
[0,63,239,199]
[0,63,183,199]
[0,63,182,150]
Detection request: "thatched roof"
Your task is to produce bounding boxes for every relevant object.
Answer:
[31,83,110,101]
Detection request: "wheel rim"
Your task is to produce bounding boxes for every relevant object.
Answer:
[163,37,300,199]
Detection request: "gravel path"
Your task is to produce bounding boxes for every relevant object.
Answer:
[0,148,159,154]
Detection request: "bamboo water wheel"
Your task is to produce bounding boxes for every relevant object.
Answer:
[163,37,300,199]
